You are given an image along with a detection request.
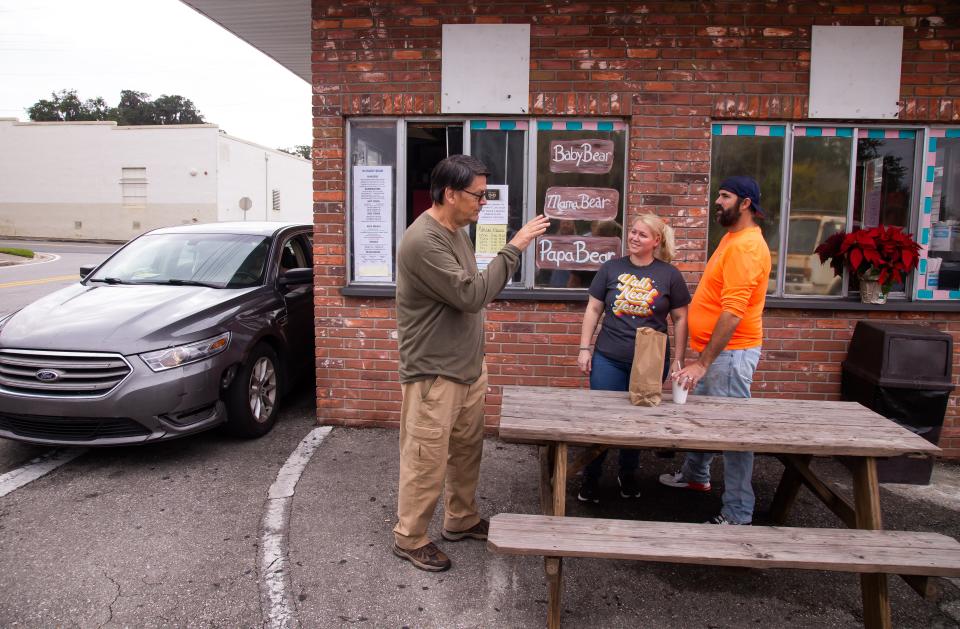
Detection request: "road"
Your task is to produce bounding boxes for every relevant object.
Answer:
[0,239,119,318]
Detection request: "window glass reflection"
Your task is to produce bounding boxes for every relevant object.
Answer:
[708,135,784,293]
[784,136,851,295]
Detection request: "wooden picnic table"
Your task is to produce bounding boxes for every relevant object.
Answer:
[497,385,943,629]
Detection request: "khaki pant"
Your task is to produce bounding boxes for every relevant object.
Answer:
[394,363,487,550]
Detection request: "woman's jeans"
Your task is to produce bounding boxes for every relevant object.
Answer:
[680,346,762,524]
[585,347,670,480]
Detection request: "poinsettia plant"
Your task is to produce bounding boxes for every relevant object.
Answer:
[814,225,922,292]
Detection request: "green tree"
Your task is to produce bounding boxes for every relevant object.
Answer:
[278,145,312,159]
[27,89,112,121]
[27,89,205,125]
[152,94,204,125]
[115,90,154,125]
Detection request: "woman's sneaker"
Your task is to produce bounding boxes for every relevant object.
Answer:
[706,513,750,525]
[577,475,600,503]
[617,472,641,498]
[657,471,711,492]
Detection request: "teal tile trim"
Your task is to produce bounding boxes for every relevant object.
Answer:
[805,128,822,137]
[538,121,553,130]
[836,128,853,137]
[867,129,885,139]
[598,121,613,131]
[930,138,937,152]
[920,259,927,273]
[921,228,930,245]
[566,122,583,130]
[899,130,916,139]
[917,290,934,299]
[770,126,786,137]
[712,124,723,135]
[737,125,756,136]
[928,165,936,182]
[470,121,487,130]
[947,129,960,138]
[500,121,516,130]
[925,197,933,214]
[950,291,960,299]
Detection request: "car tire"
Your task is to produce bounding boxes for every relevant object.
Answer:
[226,342,281,438]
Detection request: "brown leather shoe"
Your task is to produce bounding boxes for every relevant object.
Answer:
[441,517,489,542]
[392,542,451,572]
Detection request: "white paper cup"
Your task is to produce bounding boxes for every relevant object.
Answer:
[671,378,689,404]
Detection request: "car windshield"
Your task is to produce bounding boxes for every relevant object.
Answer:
[88,233,271,288]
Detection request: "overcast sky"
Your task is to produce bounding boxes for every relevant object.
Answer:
[0,0,312,150]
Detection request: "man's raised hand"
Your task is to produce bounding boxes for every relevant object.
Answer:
[509,215,550,250]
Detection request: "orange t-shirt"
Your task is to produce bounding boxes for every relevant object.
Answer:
[688,226,771,353]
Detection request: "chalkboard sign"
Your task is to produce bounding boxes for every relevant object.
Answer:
[536,235,621,271]
[543,187,619,221]
[549,139,615,174]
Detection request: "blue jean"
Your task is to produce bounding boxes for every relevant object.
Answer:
[680,347,761,524]
[585,347,670,480]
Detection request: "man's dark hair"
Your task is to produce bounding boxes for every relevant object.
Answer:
[430,154,491,205]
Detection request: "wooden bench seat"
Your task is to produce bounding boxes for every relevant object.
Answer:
[488,513,960,627]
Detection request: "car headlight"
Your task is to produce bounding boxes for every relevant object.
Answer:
[140,332,231,372]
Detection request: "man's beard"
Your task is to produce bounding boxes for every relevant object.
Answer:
[715,202,740,227]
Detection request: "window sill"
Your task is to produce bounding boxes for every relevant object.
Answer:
[340,285,590,302]
[342,285,958,311]
[764,297,959,312]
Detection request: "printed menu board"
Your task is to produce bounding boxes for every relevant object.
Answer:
[352,165,394,282]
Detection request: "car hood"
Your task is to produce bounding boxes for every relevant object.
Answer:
[0,283,264,354]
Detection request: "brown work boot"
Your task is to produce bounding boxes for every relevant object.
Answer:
[392,542,451,572]
[441,517,489,542]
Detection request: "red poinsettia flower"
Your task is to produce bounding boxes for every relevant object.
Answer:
[814,225,921,293]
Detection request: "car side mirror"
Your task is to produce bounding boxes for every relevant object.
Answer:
[80,265,94,278]
[279,267,312,286]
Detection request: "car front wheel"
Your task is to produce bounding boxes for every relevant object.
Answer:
[226,343,281,438]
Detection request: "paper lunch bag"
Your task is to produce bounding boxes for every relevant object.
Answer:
[629,327,667,407]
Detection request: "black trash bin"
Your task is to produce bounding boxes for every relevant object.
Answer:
[841,321,954,485]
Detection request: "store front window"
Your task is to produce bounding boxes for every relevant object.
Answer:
[345,117,627,290]
[709,123,943,301]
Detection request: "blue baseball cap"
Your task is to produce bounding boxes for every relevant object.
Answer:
[718,176,764,217]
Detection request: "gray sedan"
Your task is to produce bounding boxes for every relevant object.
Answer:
[0,222,315,446]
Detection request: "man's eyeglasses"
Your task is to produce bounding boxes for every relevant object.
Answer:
[460,188,488,201]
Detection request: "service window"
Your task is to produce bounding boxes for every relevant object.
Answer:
[468,120,527,281]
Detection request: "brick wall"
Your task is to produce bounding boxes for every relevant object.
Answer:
[310,1,960,456]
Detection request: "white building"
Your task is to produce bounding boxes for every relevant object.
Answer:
[0,118,311,241]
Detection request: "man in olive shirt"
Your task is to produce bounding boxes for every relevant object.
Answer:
[393,155,549,572]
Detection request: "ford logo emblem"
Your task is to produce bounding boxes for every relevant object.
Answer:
[35,369,61,382]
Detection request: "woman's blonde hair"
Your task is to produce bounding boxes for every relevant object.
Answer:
[628,213,676,263]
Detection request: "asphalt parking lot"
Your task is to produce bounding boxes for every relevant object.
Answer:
[2,389,960,628]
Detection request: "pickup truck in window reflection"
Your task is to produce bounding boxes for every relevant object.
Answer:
[0,222,314,446]
[783,212,846,295]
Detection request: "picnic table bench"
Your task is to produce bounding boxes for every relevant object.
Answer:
[488,386,959,629]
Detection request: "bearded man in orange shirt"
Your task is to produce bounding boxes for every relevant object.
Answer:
[658,176,771,525]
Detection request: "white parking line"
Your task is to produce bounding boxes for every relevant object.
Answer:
[0,448,87,498]
[259,426,332,629]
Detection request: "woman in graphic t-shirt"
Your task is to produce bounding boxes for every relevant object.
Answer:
[575,213,691,503]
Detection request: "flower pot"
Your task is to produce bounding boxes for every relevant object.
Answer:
[859,278,887,304]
